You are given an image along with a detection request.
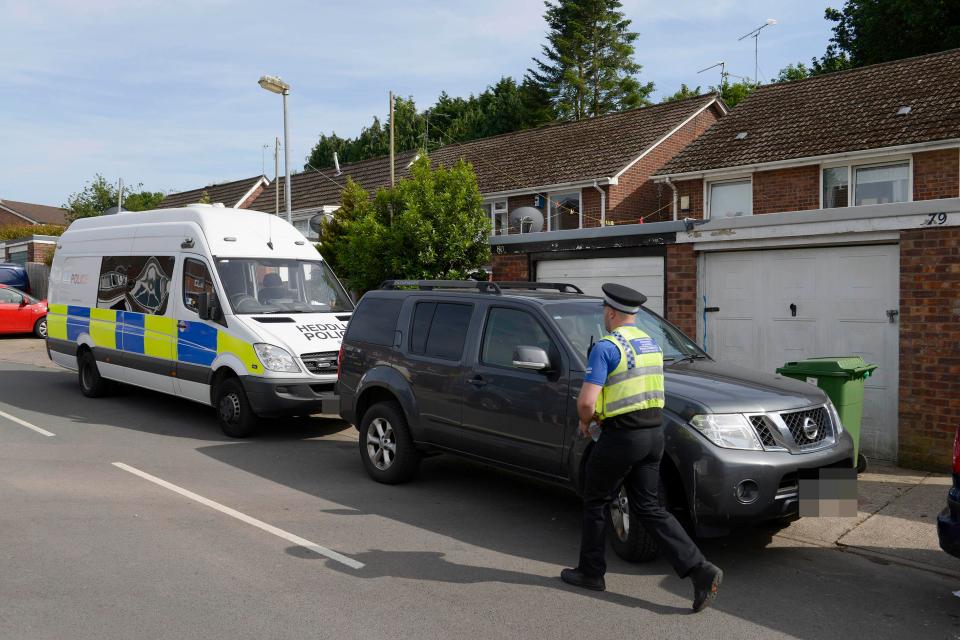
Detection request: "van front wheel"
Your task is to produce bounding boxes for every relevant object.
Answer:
[78,350,110,398]
[215,378,258,438]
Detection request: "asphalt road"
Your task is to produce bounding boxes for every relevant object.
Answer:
[1,342,959,639]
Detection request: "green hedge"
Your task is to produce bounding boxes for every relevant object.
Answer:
[0,224,66,241]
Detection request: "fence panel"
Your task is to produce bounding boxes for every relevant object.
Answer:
[25,262,50,299]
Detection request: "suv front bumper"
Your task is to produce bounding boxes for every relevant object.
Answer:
[672,428,855,536]
[241,376,339,418]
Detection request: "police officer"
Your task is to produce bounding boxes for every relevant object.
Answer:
[560,283,722,613]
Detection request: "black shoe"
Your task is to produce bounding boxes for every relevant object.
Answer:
[690,561,723,612]
[560,568,606,592]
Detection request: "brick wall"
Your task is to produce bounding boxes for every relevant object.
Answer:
[28,242,55,264]
[672,179,705,219]
[914,148,960,201]
[752,165,821,214]
[581,186,605,228]
[607,105,722,225]
[898,227,960,471]
[491,253,529,281]
[237,183,266,209]
[665,243,698,340]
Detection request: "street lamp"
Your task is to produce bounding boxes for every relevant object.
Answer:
[258,74,292,224]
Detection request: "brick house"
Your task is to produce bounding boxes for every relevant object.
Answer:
[157,175,269,210]
[648,48,960,470]
[0,198,68,264]
[247,94,727,248]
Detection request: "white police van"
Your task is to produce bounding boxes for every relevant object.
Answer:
[47,205,353,436]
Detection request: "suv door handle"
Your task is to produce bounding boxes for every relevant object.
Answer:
[468,376,488,387]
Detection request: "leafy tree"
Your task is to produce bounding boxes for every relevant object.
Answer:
[661,84,702,103]
[305,79,553,170]
[197,190,211,205]
[529,0,653,120]
[711,80,756,109]
[63,174,164,221]
[774,63,812,83]
[322,155,490,292]
[821,0,960,68]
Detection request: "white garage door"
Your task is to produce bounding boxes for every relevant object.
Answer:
[536,255,664,315]
[704,244,900,461]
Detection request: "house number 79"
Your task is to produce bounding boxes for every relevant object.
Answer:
[921,212,948,226]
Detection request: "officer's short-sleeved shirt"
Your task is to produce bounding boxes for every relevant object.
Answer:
[583,331,665,428]
[584,340,621,386]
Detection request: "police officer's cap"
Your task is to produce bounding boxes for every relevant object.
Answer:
[602,283,646,314]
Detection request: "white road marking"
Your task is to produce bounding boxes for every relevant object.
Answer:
[0,409,55,437]
[111,462,364,570]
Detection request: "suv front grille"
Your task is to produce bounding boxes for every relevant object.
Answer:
[781,407,830,447]
[300,351,338,375]
[749,415,778,448]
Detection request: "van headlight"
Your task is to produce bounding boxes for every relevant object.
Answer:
[253,343,300,373]
[690,414,762,450]
[825,398,844,433]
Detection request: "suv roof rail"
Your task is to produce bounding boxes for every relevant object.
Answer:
[495,281,584,294]
[380,279,502,294]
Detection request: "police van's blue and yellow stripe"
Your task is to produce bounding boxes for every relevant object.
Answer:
[47,304,262,382]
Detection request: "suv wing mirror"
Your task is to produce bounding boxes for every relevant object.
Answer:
[512,345,551,372]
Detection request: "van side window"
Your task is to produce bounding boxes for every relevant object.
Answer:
[409,302,473,360]
[97,255,175,315]
[481,307,556,369]
[183,259,216,314]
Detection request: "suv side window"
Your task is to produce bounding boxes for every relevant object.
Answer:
[481,307,556,369]
[347,296,404,346]
[409,302,472,360]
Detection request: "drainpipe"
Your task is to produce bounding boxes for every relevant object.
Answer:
[592,180,606,226]
[664,177,679,221]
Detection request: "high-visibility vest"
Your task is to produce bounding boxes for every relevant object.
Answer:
[595,325,666,420]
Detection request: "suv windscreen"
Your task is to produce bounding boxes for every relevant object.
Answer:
[215,258,353,314]
[546,300,707,362]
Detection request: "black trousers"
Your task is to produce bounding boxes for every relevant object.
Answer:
[577,424,704,578]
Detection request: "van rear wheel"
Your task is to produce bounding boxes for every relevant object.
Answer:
[78,350,110,398]
[215,378,258,438]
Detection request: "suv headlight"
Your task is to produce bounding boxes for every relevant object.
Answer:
[690,414,762,450]
[253,343,300,373]
[825,398,844,433]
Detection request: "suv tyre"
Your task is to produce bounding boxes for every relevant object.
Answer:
[359,401,420,484]
[606,482,665,562]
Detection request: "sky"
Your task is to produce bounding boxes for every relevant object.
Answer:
[1,0,837,206]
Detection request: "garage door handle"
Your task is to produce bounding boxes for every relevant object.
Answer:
[704,306,720,313]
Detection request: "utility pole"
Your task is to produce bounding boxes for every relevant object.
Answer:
[274,137,280,217]
[389,90,395,187]
[117,178,124,211]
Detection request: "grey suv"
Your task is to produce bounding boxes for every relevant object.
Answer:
[337,281,854,561]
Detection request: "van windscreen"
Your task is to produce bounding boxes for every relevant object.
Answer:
[215,258,354,314]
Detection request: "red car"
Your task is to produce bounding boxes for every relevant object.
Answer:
[0,284,47,337]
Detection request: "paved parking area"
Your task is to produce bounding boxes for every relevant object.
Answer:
[1,342,959,639]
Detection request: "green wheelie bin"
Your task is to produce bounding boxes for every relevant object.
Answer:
[776,356,878,472]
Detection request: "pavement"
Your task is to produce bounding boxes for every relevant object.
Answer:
[2,336,959,639]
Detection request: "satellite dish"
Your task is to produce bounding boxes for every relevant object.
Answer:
[309,212,330,233]
[509,206,544,233]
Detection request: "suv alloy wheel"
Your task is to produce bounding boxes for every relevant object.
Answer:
[359,401,420,484]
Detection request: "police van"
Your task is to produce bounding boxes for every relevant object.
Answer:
[46,205,354,436]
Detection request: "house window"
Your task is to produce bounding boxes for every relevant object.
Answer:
[484,200,509,235]
[549,191,581,230]
[708,180,751,218]
[822,167,849,208]
[854,162,909,206]
[7,248,27,265]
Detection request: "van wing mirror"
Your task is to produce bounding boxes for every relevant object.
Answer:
[512,345,551,372]
[197,292,210,320]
